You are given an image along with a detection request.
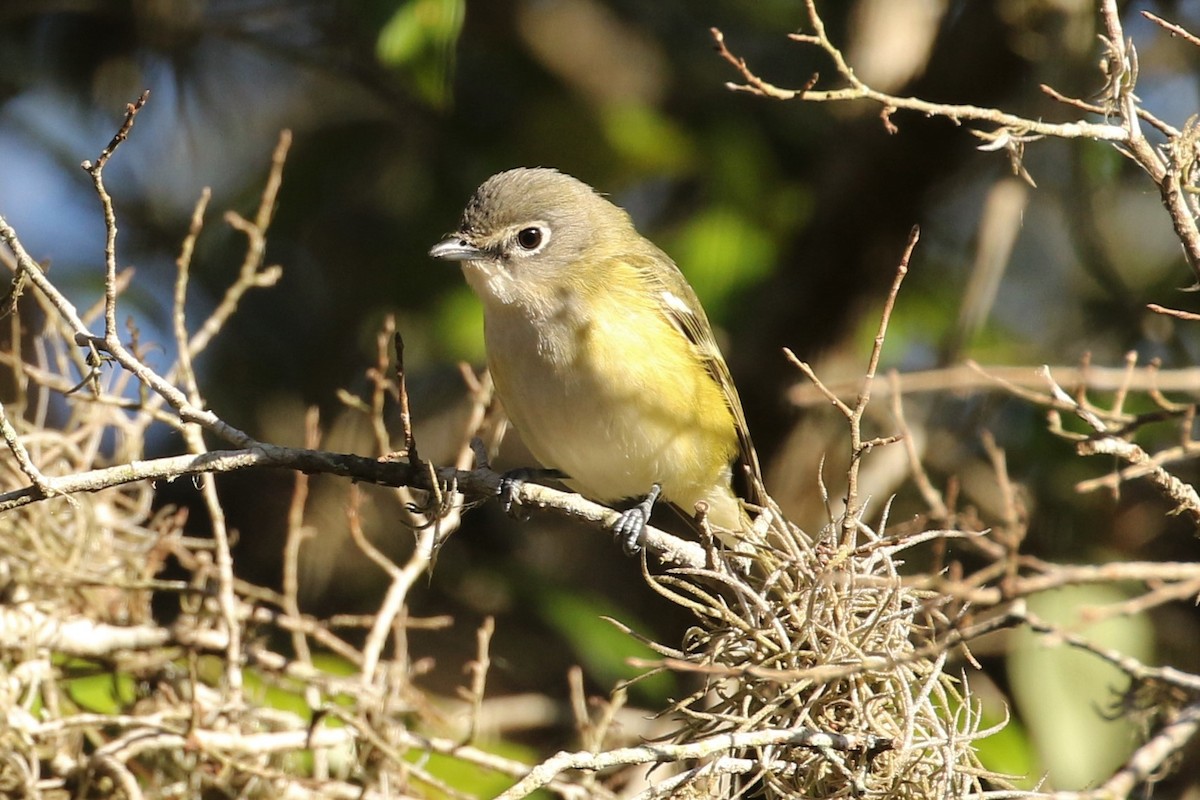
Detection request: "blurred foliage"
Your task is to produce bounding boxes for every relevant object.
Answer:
[664,205,777,320]
[1008,584,1157,789]
[419,746,547,799]
[971,699,1039,790]
[528,581,676,705]
[433,284,486,361]
[377,0,465,107]
[62,659,138,715]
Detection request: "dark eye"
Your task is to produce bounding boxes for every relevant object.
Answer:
[516,227,544,250]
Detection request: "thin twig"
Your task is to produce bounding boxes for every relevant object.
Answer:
[351,480,442,684]
[365,316,397,456]
[459,616,495,745]
[80,91,149,341]
[188,131,291,358]
[1102,701,1200,797]
[1147,302,1200,321]
[394,330,418,461]
[887,370,948,521]
[791,361,1200,407]
[1143,10,1200,49]
[0,399,55,499]
[840,226,918,546]
[172,187,211,402]
[1039,366,1200,529]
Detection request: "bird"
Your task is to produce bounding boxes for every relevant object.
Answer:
[429,168,762,554]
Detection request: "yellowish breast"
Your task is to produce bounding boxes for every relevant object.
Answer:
[484,263,739,514]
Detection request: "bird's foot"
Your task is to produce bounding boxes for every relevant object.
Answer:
[498,468,568,516]
[613,484,662,556]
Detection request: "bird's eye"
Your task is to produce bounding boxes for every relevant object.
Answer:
[516,227,544,251]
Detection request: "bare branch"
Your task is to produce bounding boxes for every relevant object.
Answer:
[710,26,1127,142]
[497,727,891,800]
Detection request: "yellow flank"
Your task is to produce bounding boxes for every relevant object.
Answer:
[577,258,738,485]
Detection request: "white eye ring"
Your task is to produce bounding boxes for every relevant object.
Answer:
[513,224,550,254]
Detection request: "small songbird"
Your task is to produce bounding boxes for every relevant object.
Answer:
[430,168,761,553]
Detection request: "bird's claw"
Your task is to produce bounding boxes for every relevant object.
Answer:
[497,468,569,517]
[498,469,534,516]
[613,484,662,556]
[614,508,649,556]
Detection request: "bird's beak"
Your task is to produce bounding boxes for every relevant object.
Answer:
[429,237,483,262]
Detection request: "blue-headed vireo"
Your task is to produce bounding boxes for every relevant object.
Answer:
[429,168,762,553]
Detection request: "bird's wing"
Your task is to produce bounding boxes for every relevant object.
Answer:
[629,248,765,506]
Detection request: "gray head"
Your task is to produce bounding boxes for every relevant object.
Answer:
[429,169,642,306]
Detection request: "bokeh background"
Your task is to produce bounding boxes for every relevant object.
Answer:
[3,0,1200,790]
